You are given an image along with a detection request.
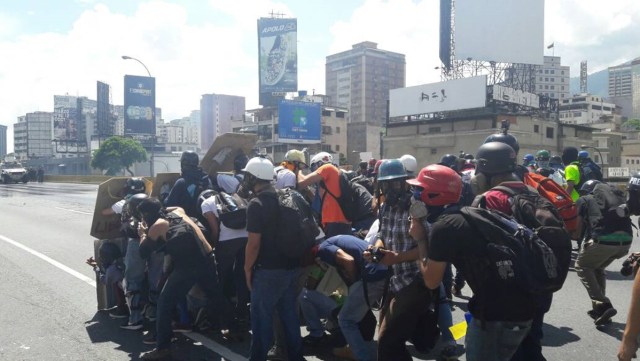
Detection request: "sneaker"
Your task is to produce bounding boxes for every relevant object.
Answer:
[141,347,171,360]
[121,320,144,330]
[302,333,328,347]
[439,345,459,360]
[452,286,463,298]
[109,308,130,319]
[595,304,617,326]
[266,345,286,360]
[172,322,193,333]
[144,304,157,322]
[332,345,356,360]
[143,332,157,345]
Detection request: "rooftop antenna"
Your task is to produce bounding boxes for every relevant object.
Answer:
[268,10,286,18]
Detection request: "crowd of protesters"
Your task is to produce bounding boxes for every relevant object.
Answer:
[88,121,640,361]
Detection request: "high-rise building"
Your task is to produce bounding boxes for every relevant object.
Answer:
[14,112,54,160]
[608,57,640,119]
[0,124,7,158]
[326,41,405,125]
[532,56,571,100]
[326,41,405,165]
[200,94,245,151]
[559,94,621,125]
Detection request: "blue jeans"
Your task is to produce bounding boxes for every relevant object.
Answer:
[156,255,225,350]
[298,288,337,337]
[437,284,456,346]
[339,279,385,361]
[465,318,533,361]
[124,238,145,324]
[250,268,304,361]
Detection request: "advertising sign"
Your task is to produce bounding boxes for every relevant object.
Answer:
[278,100,321,144]
[390,76,487,117]
[124,75,156,135]
[492,85,539,108]
[608,167,629,178]
[53,106,78,141]
[258,18,298,96]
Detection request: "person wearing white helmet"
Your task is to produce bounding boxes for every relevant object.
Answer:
[399,154,418,177]
[276,149,307,190]
[298,151,351,237]
[242,156,305,361]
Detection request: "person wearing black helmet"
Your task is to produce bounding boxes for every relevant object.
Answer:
[100,178,149,329]
[574,179,632,327]
[164,150,212,218]
[483,125,529,181]
[86,242,127,319]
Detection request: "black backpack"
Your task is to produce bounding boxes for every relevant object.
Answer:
[591,183,633,238]
[460,206,566,295]
[215,191,249,230]
[274,188,320,259]
[323,170,373,222]
[476,185,572,293]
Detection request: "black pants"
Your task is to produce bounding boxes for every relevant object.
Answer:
[215,237,249,321]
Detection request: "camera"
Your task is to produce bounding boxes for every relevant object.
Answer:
[371,247,386,263]
[620,253,640,277]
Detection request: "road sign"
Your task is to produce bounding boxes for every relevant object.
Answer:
[608,167,629,178]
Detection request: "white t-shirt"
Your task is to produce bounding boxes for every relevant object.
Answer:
[275,168,296,189]
[216,174,240,194]
[364,219,379,246]
[201,195,248,242]
[111,199,126,214]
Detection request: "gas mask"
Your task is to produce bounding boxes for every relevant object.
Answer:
[380,180,410,209]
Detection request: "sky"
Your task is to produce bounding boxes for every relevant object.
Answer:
[1,0,640,152]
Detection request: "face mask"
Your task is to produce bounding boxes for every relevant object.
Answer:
[537,160,550,169]
[242,173,258,192]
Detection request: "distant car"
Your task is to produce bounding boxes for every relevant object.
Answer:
[1,161,29,184]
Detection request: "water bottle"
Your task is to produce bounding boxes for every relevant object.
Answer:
[464,311,472,324]
[222,193,237,211]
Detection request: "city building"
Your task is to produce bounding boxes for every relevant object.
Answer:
[325,41,406,164]
[200,94,245,151]
[533,56,571,100]
[608,57,640,119]
[559,93,622,125]
[14,112,54,160]
[0,124,7,158]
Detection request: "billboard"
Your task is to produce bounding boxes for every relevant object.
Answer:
[258,18,298,99]
[455,0,544,65]
[278,100,321,144]
[492,85,539,108]
[53,106,78,141]
[124,75,156,135]
[390,76,487,117]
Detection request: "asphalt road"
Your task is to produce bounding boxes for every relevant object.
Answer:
[0,181,637,361]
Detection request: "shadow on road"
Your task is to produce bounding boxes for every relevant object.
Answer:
[542,324,581,347]
[596,321,626,341]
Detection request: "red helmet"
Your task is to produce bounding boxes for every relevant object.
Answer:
[406,164,462,206]
[372,159,384,175]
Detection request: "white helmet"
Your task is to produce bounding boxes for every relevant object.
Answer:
[242,157,275,181]
[399,154,418,174]
[285,149,306,164]
[310,152,333,165]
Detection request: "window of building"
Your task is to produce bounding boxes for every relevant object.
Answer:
[561,86,565,90]
[335,145,340,151]
[429,127,441,133]
[322,126,332,135]
[551,70,555,74]
[336,112,345,118]
[546,127,554,139]
[561,70,565,75]
[545,85,549,89]
[534,124,539,133]
[551,85,555,90]
[544,69,549,74]
[550,78,554,82]
[545,77,548,81]
[336,126,340,134]
[322,110,331,117]
[550,93,555,98]
[431,148,437,155]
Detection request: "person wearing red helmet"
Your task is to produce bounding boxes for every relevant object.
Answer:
[409,163,534,361]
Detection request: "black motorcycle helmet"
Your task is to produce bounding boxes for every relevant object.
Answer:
[180,150,199,170]
[126,193,149,221]
[439,154,458,169]
[579,179,602,195]
[233,153,249,173]
[99,242,122,267]
[484,133,520,155]
[123,177,145,197]
[476,142,517,176]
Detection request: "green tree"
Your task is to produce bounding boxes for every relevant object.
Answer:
[622,119,640,130]
[91,136,148,176]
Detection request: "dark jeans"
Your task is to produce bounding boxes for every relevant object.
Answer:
[444,263,466,296]
[156,255,226,350]
[378,279,432,361]
[250,268,304,361]
[216,237,249,322]
[510,294,552,361]
[324,222,352,238]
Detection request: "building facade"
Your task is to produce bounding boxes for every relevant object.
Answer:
[533,56,571,100]
[608,58,640,120]
[559,93,621,125]
[0,124,6,158]
[14,112,54,160]
[200,94,246,151]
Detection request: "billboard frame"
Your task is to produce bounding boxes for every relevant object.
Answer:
[277,100,321,144]
[257,17,298,105]
[123,75,156,136]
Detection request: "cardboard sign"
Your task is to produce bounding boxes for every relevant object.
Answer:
[90,177,153,239]
[151,173,181,200]
[200,133,257,178]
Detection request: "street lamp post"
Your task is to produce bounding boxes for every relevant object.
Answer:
[122,55,155,176]
[580,144,605,170]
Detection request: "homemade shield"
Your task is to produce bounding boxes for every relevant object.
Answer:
[200,133,257,178]
[151,173,181,201]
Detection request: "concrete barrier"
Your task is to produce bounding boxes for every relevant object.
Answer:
[43,175,116,184]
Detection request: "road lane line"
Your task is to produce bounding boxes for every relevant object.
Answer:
[0,234,246,361]
[54,207,93,215]
[0,234,96,287]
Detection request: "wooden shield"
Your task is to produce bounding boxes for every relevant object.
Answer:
[151,173,181,199]
[200,133,257,178]
[90,177,153,239]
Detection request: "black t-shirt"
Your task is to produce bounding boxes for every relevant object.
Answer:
[429,212,535,322]
[246,189,299,270]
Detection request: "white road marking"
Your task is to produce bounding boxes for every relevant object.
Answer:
[54,207,93,215]
[0,233,246,361]
[0,234,96,287]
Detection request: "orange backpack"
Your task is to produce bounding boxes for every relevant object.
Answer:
[524,172,578,235]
